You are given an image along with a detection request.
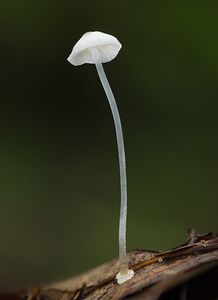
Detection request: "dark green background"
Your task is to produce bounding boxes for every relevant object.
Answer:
[1,0,218,291]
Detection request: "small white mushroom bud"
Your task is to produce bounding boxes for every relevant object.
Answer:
[67,31,134,284]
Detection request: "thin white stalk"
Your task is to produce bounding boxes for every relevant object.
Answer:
[96,63,128,273]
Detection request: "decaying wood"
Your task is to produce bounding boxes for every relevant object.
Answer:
[1,230,218,300]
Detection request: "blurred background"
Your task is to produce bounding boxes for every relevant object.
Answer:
[0,0,218,291]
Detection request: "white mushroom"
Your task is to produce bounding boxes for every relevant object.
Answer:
[67,31,134,284]
[67,31,122,65]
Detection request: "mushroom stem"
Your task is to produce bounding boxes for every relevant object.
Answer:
[95,63,128,274]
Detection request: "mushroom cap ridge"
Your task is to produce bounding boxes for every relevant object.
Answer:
[67,31,122,66]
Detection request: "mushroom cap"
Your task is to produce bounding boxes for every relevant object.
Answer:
[67,31,122,66]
